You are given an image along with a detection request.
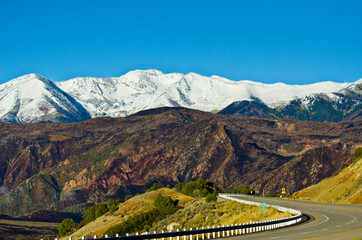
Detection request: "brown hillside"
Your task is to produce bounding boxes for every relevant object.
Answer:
[0,107,361,216]
[290,153,362,203]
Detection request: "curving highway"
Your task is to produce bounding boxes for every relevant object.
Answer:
[228,195,362,240]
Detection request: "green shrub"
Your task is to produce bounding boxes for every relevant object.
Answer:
[95,202,109,218]
[58,218,79,237]
[175,182,184,192]
[106,198,120,212]
[81,199,121,225]
[181,182,198,196]
[166,184,171,189]
[147,183,163,192]
[61,203,86,214]
[154,194,179,214]
[81,205,96,225]
[105,194,180,237]
[179,178,216,197]
[205,193,217,203]
[354,147,362,162]
[196,178,206,189]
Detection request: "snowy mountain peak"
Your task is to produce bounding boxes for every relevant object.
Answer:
[0,70,361,123]
[0,74,90,123]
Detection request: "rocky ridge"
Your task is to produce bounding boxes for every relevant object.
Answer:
[0,108,360,216]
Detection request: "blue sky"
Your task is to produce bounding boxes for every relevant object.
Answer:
[0,0,361,84]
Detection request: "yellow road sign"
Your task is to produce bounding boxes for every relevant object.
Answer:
[281,187,286,194]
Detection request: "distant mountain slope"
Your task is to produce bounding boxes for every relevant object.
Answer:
[0,108,360,216]
[0,70,360,123]
[290,151,362,204]
[219,81,362,122]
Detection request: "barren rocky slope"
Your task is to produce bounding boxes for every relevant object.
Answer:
[0,107,360,216]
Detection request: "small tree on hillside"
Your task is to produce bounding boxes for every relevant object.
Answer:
[147,183,163,192]
[58,218,79,237]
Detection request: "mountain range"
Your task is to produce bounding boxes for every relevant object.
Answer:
[1,70,361,123]
[0,107,360,216]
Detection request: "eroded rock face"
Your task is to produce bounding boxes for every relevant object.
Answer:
[0,108,360,216]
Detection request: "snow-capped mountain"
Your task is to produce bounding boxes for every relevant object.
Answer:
[0,74,91,123]
[0,70,361,123]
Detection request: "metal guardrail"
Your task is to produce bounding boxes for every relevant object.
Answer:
[58,194,303,240]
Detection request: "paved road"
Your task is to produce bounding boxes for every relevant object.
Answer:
[227,195,362,240]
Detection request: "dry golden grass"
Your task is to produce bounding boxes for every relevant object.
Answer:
[290,157,362,204]
[65,188,291,239]
[149,197,290,233]
[64,188,192,239]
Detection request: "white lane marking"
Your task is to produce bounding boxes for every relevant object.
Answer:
[301,232,310,234]
[322,228,328,230]
[269,237,280,239]
[262,213,330,235]
[336,225,341,227]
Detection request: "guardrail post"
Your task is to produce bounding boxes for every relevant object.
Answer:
[162,230,165,240]
[227,225,230,236]
[196,228,199,240]
[93,236,97,239]
[154,231,157,240]
[217,225,220,238]
[207,227,210,239]
[190,228,193,240]
[177,229,180,240]
[222,225,225,237]
[202,227,205,240]
[183,229,186,240]
[213,226,215,238]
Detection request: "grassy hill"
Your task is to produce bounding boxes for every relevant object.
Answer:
[290,150,362,204]
[63,188,290,239]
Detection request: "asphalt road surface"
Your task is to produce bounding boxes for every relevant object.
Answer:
[227,195,362,240]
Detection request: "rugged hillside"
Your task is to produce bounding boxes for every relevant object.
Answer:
[290,151,362,204]
[0,108,360,216]
[1,70,360,123]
